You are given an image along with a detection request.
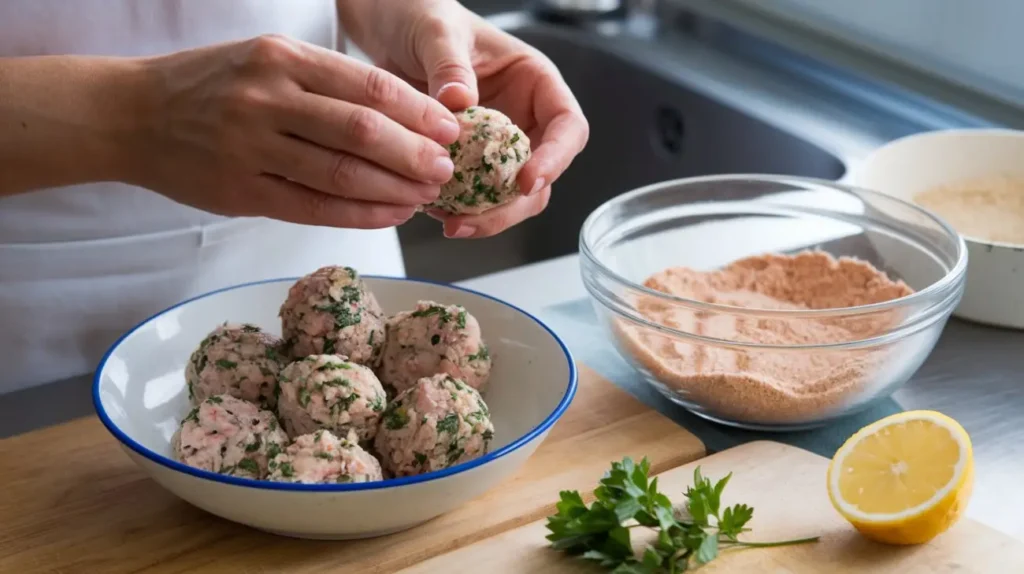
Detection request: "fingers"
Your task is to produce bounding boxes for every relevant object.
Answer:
[428,187,552,239]
[516,67,589,197]
[415,16,479,111]
[280,93,454,185]
[294,43,460,144]
[259,135,440,206]
[248,174,418,229]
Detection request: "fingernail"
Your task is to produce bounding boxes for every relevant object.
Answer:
[432,156,455,183]
[439,118,461,142]
[445,224,476,239]
[438,82,468,98]
[527,178,546,196]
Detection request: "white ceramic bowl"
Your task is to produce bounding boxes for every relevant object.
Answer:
[848,128,1024,330]
[93,276,577,540]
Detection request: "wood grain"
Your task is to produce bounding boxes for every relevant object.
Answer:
[0,364,704,574]
[402,441,1024,574]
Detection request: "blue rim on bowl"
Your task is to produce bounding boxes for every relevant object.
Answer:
[92,276,578,492]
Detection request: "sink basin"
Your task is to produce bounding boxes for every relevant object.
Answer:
[397,15,847,282]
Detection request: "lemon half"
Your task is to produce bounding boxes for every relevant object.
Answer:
[827,410,974,545]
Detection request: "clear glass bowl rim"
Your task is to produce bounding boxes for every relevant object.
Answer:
[579,173,969,320]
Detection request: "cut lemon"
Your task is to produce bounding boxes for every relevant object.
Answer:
[827,410,974,545]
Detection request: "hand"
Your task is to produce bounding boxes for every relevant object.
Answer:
[126,35,460,229]
[346,0,589,239]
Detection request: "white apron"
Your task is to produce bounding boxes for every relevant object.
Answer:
[0,0,406,394]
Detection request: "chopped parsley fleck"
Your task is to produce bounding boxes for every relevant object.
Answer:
[453,171,464,182]
[436,414,459,435]
[266,443,283,461]
[510,133,520,145]
[237,458,260,475]
[369,393,385,412]
[319,362,351,371]
[245,435,262,452]
[265,346,281,362]
[323,337,335,354]
[345,267,357,280]
[411,304,451,323]
[333,392,360,414]
[500,154,508,164]
[278,462,295,478]
[207,395,223,404]
[481,159,493,173]
[187,381,194,401]
[431,334,441,346]
[447,447,465,465]
[241,324,261,333]
[447,140,461,158]
[315,452,334,461]
[316,301,362,330]
[468,345,490,362]
[336,475,353,483]
[324,378,351,387]
[482,429,494,442]
[298,388,311,407]
[184,407,200,424]
[456,310,467,329]
[215,359,237,370]
[477,398,490,416]
[414,452,428,466]
[383,403,410,430]
[369,330,375,347]
[314,429,324,442]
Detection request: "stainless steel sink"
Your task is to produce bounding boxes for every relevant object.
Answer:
[396,7,973,283]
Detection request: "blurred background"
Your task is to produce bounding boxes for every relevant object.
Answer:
[395,0,1022,283]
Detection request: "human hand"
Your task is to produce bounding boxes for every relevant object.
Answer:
[127,35,460,229]
[345,0,589,238]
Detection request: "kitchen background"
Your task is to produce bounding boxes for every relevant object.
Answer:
[397,0,1023,283]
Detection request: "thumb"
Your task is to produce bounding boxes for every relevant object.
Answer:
[419,29,479,111]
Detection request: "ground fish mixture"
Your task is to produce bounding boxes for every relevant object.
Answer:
[374,373,494,478]
[277,354,388,442]
[267,429,383,484]
[379,301,492,395]
[431,106,532,215]
[185,323,283,408]
[172,394,289,479]
[279,266,386,366]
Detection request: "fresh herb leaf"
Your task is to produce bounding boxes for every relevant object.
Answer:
[468,345,490,362]
[237,458,260,476]
[383,402,410,430]
[436,414,459,435]
[278,461,295,478]
[545,459,819,572]
[215,359,237,369]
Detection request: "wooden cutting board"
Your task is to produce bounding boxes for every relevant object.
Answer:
[402,441,1024,573]
[0,364,704,574]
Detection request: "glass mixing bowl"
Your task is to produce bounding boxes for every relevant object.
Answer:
[579,174,967,431]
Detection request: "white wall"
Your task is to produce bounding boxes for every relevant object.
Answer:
[733,0,1024,109]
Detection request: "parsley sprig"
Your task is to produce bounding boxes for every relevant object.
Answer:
[545,457,819,573]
